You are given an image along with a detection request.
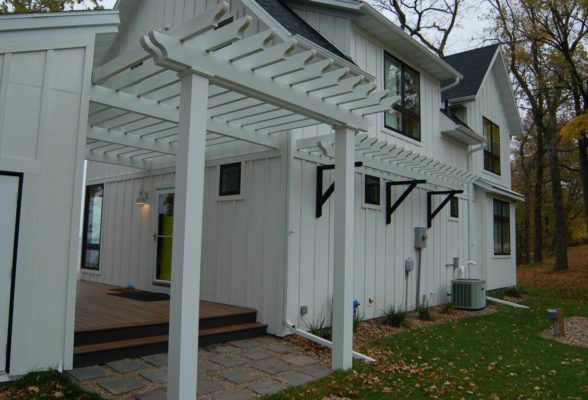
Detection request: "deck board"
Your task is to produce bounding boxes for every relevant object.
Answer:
[75,281,256,333]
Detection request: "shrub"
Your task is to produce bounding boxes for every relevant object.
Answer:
[380,305,408,327]
[504,285,525,298]
[417,302,434,321]
[353,310,363,333]
[440,302,454,314]
[305,314,332,341]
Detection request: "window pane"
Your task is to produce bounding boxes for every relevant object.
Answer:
[219,162,241,196]
[364,175,380,205]
[385,109,402,131]
[483,119,492,152]
[492,125,500,155]
[404,68,420,115]
[404,113,421,140]
[82,184,104,270]
[156,237,173,281]
[494,220,502,254]
[450,197,459,218]
[385,56,401,98]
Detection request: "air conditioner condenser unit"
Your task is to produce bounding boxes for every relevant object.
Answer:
[451,279,486,310]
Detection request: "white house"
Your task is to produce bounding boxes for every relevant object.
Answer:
[0,0,523,398]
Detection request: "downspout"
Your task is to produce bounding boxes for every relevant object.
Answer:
[466,144,485,265]
[441,76,461,92]
[285,320,376,363]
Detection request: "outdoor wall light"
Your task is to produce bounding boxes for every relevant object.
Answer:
[136,189,149,205]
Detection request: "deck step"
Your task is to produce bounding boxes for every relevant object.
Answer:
[199,322,268,347]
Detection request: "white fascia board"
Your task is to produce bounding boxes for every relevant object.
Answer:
[355,3,462,82]
[475,178,525,202]
[287,0,362,12]
[0,11,119,34]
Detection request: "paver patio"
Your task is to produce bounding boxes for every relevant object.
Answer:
[68,336,330,399]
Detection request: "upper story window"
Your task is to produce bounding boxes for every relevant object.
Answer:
[384,52,421,141]
[483,117,501,175]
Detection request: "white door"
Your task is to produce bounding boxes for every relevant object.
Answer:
[0,174,20,373]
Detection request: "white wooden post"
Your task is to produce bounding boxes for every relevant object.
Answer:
[167,71,209,400]
[331,126,355,370]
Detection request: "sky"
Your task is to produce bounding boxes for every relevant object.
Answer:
[97,0,492,54]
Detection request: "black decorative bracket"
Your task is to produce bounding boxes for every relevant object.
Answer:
[386,180,427,225]
[427,190,464,228]
[316,161,363,218]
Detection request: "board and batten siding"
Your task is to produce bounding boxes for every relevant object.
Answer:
[83,154,287,334]
[0,41,95,375]
[465,63,513,188]
[286,156,470,329]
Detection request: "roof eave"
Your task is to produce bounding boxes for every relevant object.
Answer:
[356,3,462,82]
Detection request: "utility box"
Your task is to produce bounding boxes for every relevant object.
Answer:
[414,227,427,249]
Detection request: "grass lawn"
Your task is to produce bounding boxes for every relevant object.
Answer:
[265,246,588,399]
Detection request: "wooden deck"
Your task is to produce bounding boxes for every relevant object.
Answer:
[73,281,267,366]
[75,281,255,333]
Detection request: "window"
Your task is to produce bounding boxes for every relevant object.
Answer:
[450,197,459,218]
[81,184,104,270]
[483,118,501,175]
[493,199,510,255]
[364,174,380,206]
[384,52,421,141]
[219,162,241,196]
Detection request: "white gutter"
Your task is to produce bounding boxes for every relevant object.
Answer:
[441,76,460,92]
[285,320,376,363]
[487,296,529,309]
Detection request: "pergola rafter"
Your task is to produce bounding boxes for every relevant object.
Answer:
[295,133,476,190]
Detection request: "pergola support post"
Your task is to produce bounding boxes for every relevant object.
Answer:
[331,126,355,371]
[167,72,209,400]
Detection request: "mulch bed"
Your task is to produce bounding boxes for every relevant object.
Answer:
[541,316,588,349]
[285,305,497,364]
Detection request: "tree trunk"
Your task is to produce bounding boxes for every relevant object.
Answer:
[533,132,544,263]
[578,137,588,235]
[522,195,531,265]
[544,116,568,270]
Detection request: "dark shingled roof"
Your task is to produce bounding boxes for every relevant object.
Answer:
[254,0,354,63]
[442,44,499,101]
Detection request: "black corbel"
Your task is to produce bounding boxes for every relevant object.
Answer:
[316,161,363,218]
[386,180,427,224]
[427,190,464,228]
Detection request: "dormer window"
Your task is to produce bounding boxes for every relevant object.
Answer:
[483,117,501,175]
[384,52,421,141]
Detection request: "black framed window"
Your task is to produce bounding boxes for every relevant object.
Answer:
[450,197,459,218]
[493,199,510,255]
[81,184,104,270]
[483,117,501,175]
[364,174,380,206]
[219,162,241,196]
[384,52,421,141]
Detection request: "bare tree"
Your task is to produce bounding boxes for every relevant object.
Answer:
[370,0,461,57]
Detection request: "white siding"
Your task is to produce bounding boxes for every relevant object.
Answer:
[466,64,513,187]
[0,42,93,375]
[287,157,470,329]
[83,154,287,334]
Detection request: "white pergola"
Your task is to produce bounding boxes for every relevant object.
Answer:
[87,3,396,399]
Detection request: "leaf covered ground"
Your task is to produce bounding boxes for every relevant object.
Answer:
[0,371,102,400]
[266,245,588,400]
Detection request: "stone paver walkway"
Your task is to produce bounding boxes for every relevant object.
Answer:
[68,336,331,399]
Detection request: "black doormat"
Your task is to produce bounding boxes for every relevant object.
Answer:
[108,289,170,302]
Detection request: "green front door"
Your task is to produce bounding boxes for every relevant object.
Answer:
[156,190,174,282]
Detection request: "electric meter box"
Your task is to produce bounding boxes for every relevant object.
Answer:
[414,227,427,249]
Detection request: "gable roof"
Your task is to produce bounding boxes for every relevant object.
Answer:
[441,44,500,101]
[253,0,353,62]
